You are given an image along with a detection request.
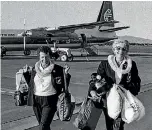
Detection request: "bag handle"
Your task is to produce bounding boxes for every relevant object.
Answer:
[63,68,69,94]
[118,86,136,106]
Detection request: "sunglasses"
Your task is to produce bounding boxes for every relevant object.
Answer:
[115,46,127,51]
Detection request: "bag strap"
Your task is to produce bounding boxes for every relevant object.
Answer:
[63,68,69,94]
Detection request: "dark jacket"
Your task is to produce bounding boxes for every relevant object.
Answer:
[88,60,141,107]
[27,64,71,106]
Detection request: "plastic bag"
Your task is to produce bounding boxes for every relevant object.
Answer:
[118,86,145,124]
[16,71,29,93]
[14,65,32,106]
[107,84,122,119]
[57,92,75,121]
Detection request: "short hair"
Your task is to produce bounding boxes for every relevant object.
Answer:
[91,73,97,78]
[37,46,53,57]
[112,39,130,52]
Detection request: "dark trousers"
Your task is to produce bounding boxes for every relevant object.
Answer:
[102,107,125,130]
[33,94,58,130]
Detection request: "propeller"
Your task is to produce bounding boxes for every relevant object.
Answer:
[22,19,31,56]
[23,19,26,51]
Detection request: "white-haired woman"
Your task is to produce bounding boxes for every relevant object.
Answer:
[89,39,141,130]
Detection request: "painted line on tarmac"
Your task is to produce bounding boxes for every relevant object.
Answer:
[70,82,86,85]
[2,83,152,130]
[140,83,152,94]
[2,76,16,79]
[1,83,152,96]
[1,99,82,126]
[1,89,15,96]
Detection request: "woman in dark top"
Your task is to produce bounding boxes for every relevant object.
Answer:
[89,39,141,130]
[27,46,71,130]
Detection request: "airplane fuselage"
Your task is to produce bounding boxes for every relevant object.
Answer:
[0,29,81,52]
[1,28,116,53]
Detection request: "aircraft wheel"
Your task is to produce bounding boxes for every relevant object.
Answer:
[68,54,74,62]
[24,50,31,56]
[60,54,68,62]
[1,53,4,58]
[1,46,6,57]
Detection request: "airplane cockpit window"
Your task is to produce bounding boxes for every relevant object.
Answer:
[17,30,32,37]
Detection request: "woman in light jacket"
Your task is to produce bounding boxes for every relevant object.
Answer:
[27,46,71,130]
[89,39,141,130]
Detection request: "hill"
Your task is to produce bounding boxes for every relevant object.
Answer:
[118,36,152,45]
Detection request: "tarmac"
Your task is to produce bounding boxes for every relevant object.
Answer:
[1,84,152,130]
[27,88,152,130]
[1,51,152,130]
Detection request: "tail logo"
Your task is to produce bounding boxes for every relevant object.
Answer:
[104,9,112,21]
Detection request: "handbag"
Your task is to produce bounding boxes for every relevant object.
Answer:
[57,68,75,121]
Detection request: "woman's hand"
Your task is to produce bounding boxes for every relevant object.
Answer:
[64,64,70,74]
[90,91,99,100]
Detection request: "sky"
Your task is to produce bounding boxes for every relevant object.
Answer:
[1,1,152,40]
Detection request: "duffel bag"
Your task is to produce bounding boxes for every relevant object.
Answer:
[73,97,102,130]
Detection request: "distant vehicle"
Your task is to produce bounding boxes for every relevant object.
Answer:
[1,1,129,60]
[50,44,73,62]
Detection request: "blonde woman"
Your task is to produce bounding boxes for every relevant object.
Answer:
[89,39,141,130]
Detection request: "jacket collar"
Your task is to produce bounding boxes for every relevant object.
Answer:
[108,55,132,79]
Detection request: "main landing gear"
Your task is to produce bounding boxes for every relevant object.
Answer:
[23,50,31,56]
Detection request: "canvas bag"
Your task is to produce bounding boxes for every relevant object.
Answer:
[73,97,102,130]
[118,86,145,124]
[107,84,122,119]
[57,68,75,121]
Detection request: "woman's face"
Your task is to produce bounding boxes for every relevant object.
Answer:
[113,43,128,59]
[39,52,50,66]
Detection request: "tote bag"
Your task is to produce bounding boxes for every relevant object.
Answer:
[57,68,75,121]
[57,92,75,121]
[73,97,102,130]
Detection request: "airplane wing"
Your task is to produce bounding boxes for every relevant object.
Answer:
[46,20,119,32]
[99,26,130,32]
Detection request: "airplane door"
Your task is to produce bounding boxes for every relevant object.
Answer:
[80,34,87,47]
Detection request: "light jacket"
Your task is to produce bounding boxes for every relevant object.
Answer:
[27,64,71,106]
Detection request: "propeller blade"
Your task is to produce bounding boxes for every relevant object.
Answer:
[23,36,26,51]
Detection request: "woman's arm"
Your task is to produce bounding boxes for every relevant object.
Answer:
[97,61,106,78]
[97,61,112,91]
[127,61,141,95]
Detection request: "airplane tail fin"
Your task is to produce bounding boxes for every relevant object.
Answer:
[97,1,114,27]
